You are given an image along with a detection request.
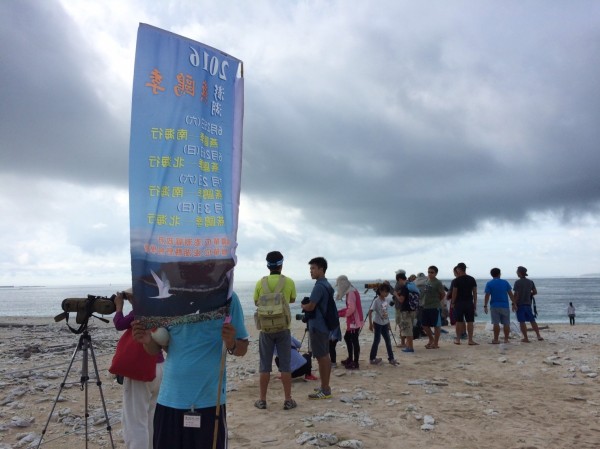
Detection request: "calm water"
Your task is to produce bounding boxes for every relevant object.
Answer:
[1,277,598,324]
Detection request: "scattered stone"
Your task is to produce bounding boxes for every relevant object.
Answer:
[544,357,561,366]
[464,380,482,387]
[338,439,364,449]
[297,432,339,446]
[408,379,430,385]
[9,416,34,428]
[420,415,435,431]
[484,409,499,416]
[498,357,507,363]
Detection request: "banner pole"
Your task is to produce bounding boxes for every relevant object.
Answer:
[212,344,227,449]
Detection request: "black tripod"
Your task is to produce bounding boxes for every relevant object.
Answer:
[37,328,115,449]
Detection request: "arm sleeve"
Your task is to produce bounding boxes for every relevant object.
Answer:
[113,311,134,331]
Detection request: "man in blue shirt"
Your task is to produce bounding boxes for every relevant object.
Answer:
[484,268,515,344]
[132,292,248,449]
[301,256,334,399]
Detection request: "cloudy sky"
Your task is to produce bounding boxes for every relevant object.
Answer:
[1,0,600,286]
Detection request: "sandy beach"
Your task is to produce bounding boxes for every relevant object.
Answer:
[1,316,599,449]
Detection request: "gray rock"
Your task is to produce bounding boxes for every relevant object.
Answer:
[9,416,34,428]
[338,439,364,448]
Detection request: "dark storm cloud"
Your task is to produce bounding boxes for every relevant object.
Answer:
[0,0,129,187]
[241,2,600,237]
[2,0,599,241]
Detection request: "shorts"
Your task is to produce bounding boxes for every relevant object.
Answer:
[258,329,292,373]
[398,311,416,337]
[395,309,402,326]
[453,302,475,323]
[309,329,330,358]
[153,403,227,449]
[421,308,442,328]
[490,307,510,326]
[516,305,536,323]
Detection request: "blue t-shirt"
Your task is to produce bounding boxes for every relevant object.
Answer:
[484,278,512,308]
[158,292,249,410]
[308,277,334,333]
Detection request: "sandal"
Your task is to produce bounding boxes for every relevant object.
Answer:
[283,399,297,410]
[254,399,267,409]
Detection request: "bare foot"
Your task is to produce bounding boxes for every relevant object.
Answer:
[521,338,530,343]
[468,341,479,346]
[537,336,544,341]
[489,340,499,344]
[454,339,461,345]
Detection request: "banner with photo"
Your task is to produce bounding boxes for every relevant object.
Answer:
[128,24,244,327]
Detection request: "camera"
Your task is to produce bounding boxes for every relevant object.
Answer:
[55,294,117,325]
[295,297,315,323]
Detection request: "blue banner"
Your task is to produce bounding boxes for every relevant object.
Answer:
[128,24,244,327]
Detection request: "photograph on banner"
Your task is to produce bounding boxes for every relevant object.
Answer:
[128,24,244,328]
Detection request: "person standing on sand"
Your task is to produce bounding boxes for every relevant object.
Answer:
[451,262,478,345]
[301,257,335,399]
[567,302,576,326]
[420,265,446,349]
[114,289,163,449]
[253,251,297,411]
[483,268,515,344]
[513,266,544,342]
[368,283,399,366]
[132,292,248,449]
[336,275,364,370]
[394,272,416,353]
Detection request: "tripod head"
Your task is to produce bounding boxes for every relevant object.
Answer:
[54,294,116,334]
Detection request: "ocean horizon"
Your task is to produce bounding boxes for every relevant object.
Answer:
[1,277,598,325]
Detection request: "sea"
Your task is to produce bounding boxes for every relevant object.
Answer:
[1,277,598,325]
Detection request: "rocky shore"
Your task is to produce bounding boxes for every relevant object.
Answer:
[0,316,599,449]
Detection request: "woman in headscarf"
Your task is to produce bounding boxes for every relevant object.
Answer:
[336,275,364,370]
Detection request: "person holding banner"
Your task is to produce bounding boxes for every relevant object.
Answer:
[132,292,248,449]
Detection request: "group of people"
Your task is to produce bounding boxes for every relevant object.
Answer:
[113,255,546,449]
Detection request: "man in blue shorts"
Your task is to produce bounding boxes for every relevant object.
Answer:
[513,266,544,343]
[301,256,335,399]
[484,268,515,344]
[420,266,446,349]
[132,292,249,449]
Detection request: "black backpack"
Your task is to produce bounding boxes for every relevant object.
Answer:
[319,287,340,331]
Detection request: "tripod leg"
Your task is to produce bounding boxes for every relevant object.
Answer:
[35,334,84,449]
[87,334,116,449]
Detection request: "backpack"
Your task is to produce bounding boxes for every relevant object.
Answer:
[319,287,340,331]
[255,275,290,333]
[407,291,420,312]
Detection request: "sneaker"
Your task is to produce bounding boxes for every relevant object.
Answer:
[308,389,332,400]
[389,359,399,366]
[304,374,318,381]
[340,358,351,367]
[345,361,359,370]
[331,362,338,369]
[283,399,297,410]
[254,399,267,409]
[369,358,382,365]
[402,348,415,353]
